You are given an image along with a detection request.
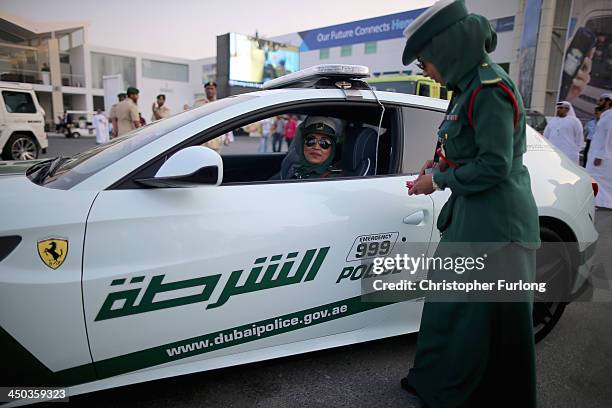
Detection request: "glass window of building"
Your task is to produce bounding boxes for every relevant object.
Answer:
[59,35,70,52]
[71,29,84,48]
[142,59,189,82]
[341,45,352,57]
[91,52,136,90]
[0,45,39,84]
[364,42,377,55]
[202,63,217,83]
[319,48,330,60]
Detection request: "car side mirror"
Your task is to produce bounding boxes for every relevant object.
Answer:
[135,146,223,188]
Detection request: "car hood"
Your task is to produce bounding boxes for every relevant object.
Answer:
[0,159,45,176]
[0,173,98,233]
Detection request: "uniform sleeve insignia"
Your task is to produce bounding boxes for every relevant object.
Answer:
[37,237,68,269]
[478,63,501,85]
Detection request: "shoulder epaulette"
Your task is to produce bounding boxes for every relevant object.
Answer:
[478,62,501,86]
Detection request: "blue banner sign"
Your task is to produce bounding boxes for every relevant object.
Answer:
[494,16,515,33]
[298,9,427,51]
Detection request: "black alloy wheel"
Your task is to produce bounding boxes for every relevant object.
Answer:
[533,226,573,343]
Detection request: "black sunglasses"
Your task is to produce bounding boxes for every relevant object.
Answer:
[416,57,426,71]
[304,136,333,150]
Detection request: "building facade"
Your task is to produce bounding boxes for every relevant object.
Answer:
[0,13,212,128]
[272,0,519,77]
[2,0,607,127]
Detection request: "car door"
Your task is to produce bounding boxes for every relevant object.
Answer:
[81,103,435,379]
[83,178,434,378]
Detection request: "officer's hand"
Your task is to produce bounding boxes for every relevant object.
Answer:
[567,48,594,101]
[409,174,434,195]
[419,160,435,176]
[594,158,602,167]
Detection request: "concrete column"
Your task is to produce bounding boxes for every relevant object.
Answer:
[509,0,525,84]
[47,38,64,122]
[531,0,557,113]
[82,44,97,114]
[85,94,94,112]
[544,0,572,115]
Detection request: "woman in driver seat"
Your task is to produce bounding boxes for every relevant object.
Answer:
[288,116,342,179]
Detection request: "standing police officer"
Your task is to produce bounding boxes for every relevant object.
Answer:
[403,1,540,407]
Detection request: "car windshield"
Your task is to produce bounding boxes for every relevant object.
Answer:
[37,96,254,190]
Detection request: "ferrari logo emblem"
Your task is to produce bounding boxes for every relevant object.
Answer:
[37,238,68,270]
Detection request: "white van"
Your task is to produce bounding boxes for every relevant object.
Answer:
[0,82,48,160]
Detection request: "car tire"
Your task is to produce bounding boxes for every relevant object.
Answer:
[71,131,81,139]
[532,226,573,343]
[1,133,40,161]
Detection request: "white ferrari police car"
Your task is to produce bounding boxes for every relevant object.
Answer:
[0,65,598,401]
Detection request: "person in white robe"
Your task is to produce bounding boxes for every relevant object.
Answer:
[93,110,109,144]
[543,101,584,164]
[586,94,612,209]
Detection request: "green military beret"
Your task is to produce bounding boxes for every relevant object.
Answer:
[126,86,139,95]
[402,0,469,65]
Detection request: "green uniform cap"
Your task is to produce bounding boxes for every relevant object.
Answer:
[126,86,139,95]
[402,0,469,65]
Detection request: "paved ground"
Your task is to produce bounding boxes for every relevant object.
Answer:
[36,135,612,407]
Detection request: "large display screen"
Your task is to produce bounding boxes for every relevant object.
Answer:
[229,33,299,87]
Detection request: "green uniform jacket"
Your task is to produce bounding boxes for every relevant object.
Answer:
[404,10,540,408]
[433,55,540,246]
[408,61,541,407]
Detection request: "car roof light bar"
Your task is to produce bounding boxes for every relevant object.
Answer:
[263,64,370,90]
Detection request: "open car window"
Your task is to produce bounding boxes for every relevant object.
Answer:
[112,101,403,189]
[37,96,254,190]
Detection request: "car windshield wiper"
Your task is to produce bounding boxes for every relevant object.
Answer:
[26,158,55,180]
[31,157,70,184]
[26,158,56,172]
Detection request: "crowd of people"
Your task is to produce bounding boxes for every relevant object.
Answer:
[87,80,239,152]
[258,115,298,153]
[85,81,238,152]
[542,93,612,209]
[76,87,173,145]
